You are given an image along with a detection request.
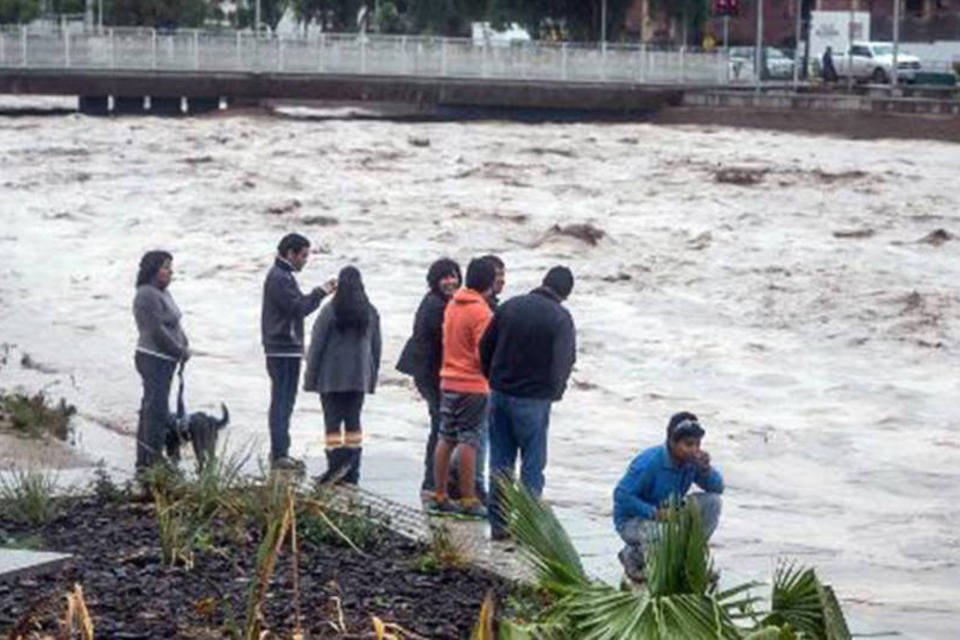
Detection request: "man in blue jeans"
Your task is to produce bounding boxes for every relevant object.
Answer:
[613,412,724,583]
[261,233,336,470]
[479,266,576,540]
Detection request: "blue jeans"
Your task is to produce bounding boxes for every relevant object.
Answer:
[135,352,177,470]
[487,390,552,535]
[617,493,722,578]
[266,357,301,461]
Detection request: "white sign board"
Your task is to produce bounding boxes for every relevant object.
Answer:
[809,11,871,57]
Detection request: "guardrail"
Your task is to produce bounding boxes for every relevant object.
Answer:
[0,26,731,85]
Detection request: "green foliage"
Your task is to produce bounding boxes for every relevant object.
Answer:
[108,0,209,27]
[299,503,386,551]
[412,523,468,572]
[153,488,203,567]
[0,391,76,442]
[1,531,45,550]
[0,0,39,24]
[497,478,848,640]
[0,468,60,525]
[89,460,129,504]
[488,0,634,41]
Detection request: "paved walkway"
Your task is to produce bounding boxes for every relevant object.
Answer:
[0,549,71,583]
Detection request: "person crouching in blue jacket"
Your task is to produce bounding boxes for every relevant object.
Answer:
[613,412,723,583]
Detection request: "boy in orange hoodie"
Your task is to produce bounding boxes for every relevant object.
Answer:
[428,257,496,519]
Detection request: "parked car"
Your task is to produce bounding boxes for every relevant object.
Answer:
[728,47,795,81]
[833,41,922,83]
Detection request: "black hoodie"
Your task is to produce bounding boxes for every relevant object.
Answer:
[396,289,447,384]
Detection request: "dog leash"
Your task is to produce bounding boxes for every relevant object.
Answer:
[175,360,187,433]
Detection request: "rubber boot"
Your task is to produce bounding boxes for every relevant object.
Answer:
[318,448,351,485]
[344,447,362,485]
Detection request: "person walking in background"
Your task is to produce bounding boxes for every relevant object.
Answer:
[427,258,496,519]
[261,233,336,471]
[133,250,190,471]
[821,46,838,84]
[304,266,381,485]
[396,258,462,501]
[480,266,576,540]
[613,412,724,584]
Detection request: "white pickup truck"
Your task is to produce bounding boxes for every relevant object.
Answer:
[833,41,922,83]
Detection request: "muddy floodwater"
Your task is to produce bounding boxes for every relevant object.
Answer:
[1,104,958,638]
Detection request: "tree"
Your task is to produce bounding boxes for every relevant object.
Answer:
[0,0,40,24]
[109,0,209,27]
[488,0,636,42]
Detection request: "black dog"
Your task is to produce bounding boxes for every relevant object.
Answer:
[165,404,229,471]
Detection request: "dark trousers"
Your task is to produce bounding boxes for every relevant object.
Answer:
[415,377,441,493]
[266,356,301,461]
[319,391,365,485]
[488,390,552,536]
[135,352,177,470]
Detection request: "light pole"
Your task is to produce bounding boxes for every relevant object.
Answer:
[892,0,900,87]
[792,0,802,89]
[754,0,764,91]
[255,0,261,36]
[601,0,607,48]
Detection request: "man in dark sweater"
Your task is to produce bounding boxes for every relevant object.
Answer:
[261,233,336,470]
[480,266,576,539]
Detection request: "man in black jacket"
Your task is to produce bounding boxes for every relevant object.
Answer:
[261,233,336,470]
[480,266,576,539]
[396,258,462,498]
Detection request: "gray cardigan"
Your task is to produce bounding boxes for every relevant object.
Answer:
[303,302,381,394]
[133,284,189,360]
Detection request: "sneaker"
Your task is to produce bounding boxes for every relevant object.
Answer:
[453,498,487,520]
[423,494,457,516]
[618,549,646,585]
[490,529,511,542]
[271,456,305,472]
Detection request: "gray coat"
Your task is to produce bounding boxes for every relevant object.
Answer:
[303,302,381,394]
[133,284,189,360]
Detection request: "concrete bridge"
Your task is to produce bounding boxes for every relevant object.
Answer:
[0,26,718,115]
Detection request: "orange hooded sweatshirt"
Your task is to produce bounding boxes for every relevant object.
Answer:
[440,288,492,394]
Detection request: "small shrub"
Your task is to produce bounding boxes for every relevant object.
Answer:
[89,460,127,504]
[153,489,201,568]
[413,523,468,572]
[300,505,386,552]
[0,468,60,525]
[0,391,76,441]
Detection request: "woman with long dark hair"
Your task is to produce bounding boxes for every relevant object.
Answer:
[395,258,462,500]
[133,250,190,471]
[304,265,381,484]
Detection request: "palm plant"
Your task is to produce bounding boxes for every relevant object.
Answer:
[495,479,850,640]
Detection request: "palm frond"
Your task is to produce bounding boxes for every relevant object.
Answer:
[644,499,712,597]
[763,562,825,638]
[816,583,851,640]
[498,477,587,591]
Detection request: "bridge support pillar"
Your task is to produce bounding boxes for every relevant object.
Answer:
[148,96,184,116]
[77,96,109,116]
[114,96,147,114]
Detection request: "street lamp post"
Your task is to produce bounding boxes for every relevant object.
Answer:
[892,0,900,87]
[754,0,764,91]
[601,0,607,48]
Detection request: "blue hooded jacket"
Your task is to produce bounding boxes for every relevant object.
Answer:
[612,444,724,531]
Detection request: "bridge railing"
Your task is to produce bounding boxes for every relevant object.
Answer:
[0,26,731,85]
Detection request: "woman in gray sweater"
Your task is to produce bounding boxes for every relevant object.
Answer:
[304,265,381,484]
[132,250,189,471]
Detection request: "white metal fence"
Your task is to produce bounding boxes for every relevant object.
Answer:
[0,26,731,85]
